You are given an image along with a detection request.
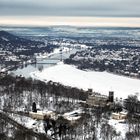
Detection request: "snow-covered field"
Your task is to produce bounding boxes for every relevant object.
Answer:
[31,62,140,99]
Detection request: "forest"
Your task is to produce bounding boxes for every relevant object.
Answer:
[0,74,140,140]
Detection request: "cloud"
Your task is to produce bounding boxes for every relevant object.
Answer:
[0,0,140,17]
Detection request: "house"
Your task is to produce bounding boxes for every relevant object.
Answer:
[112,112,127,120]
[29,111,56,120]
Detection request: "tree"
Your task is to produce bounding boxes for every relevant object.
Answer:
[124,95,140,137]
[32,102,37,112]
[101,121,120,140]
[113,102,123,113]
[38,65,44,72]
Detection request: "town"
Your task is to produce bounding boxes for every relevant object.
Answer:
[65,47,140,79]
[1,0,140,139]
[0,28,140,140]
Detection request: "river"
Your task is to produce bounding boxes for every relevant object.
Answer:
[12,48,80,78]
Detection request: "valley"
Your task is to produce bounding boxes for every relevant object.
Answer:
[0,26,140,140]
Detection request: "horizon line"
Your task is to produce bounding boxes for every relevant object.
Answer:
[0,16,140,27]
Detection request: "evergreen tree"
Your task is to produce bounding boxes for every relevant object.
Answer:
[32,102,37,112]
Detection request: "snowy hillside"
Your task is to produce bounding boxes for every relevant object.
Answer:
[31,63,140,99]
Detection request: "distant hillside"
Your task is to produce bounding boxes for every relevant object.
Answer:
[0,30,61,56]
[0,30,44,49]
[0,30,23,42]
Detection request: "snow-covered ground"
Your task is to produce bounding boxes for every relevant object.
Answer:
[9,113,45,133]
[109,119,128,139]
[31,62,140,100]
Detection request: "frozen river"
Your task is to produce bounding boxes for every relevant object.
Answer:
[12,48,79,78]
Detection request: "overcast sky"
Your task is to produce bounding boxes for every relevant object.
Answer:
[0,0,140,27]
[0,0,140,17]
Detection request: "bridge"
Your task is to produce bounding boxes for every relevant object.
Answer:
[36,53,67,65]
[37,62,57,65]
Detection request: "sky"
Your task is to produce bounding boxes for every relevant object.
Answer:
[0,0,140,26]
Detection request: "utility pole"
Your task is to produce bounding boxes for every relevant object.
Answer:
[60,48,62,61]
[59,38,63,61]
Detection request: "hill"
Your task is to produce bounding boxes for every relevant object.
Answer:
[0,30,46,56]
[0,30,44,51]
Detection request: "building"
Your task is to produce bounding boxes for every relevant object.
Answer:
[86,91,114,107]
[29,111,56,120]
[63,110,82,126]
[86,94,108,107]
[109,91,114,102]
[112,112,127,120]
[29,110,81,126]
